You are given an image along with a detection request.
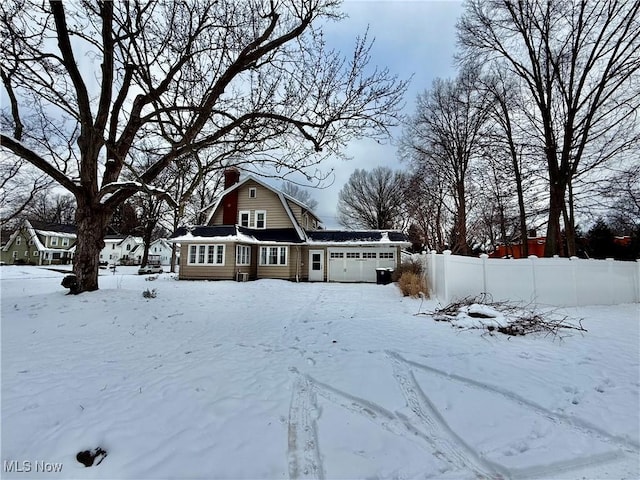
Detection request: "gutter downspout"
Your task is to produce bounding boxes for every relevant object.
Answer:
[296,245,300,282]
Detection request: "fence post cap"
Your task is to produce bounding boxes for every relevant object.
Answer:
[553,254,559,258]
[480,253,489,259]
[430,250,437,255]
[569,256,579,260]
[528,255,538,259]
[606,257,614,262]
[443,250,452,255]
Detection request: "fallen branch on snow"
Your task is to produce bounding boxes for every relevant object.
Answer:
[417,294,587,339]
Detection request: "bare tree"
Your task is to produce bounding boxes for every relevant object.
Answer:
[603,164,640,233]
[0,0,407,292]
[0,160,53,228]
[459,0,640,256]
[481,71,535,256]
[281,182,319,211]
[337,167,407,230]
[403,169,450,252]
[21,191,76,225]
[401,66,492,255]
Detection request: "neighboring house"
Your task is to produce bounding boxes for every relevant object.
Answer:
[1,219,76,265]
[99,235,144,265]
[149,238,173,265]
[171,168,410,282]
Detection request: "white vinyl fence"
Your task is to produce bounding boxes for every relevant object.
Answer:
[423,251,640,307]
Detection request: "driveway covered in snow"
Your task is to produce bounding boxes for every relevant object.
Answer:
[1,266,639,479]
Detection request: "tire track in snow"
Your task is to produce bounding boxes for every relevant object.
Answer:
[388,352,509,479]
[288,375,324,480]
[387,351,640,453]
[289,373,467,478]
[508,450,628,479]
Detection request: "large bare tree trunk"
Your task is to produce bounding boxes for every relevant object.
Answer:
[514,166,528,257]
[454,182,470,255]
[72,200,111,292]
[544,183,566,257]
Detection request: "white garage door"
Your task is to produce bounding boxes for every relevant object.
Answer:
[327,247,396,282]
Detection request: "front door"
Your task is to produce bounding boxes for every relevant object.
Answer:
[308,250,324,282]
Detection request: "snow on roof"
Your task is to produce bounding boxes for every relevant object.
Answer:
[170,226,409,246]
[306,230,409,245]
[170,226,305,245]
[33,229,77,239]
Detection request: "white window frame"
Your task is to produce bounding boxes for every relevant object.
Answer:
[62,238,69,246]
[362,252,377,259]
[346,252,360,259]
[236,245,251,265]
[16,236,21,245]
[33,251,39,257]
[254,210,266,229]
[50,237,58,246]
[24,250,29,256]
[187,244,226,266]
[239,210,251,227]
[379,252,394,259]
[12,251,17,258]
[248,187,257,198]
[28,239,34,245]
[259,246,287,266]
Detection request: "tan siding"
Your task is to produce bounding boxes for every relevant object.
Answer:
[178,242,236,280]
[237,181,294,228]
[234,243,255,279]
[211,208,223,225]
[255,244,304,280]
[301,246,328,281]
[300,246,310,279]
[210,180,297,228]
[286,199,304,227]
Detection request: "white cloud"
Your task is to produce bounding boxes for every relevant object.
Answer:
[310,0,464,227]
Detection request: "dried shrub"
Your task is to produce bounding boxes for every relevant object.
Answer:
[142,288,157,299]
[398,271,428,298]
[392,258,423,282]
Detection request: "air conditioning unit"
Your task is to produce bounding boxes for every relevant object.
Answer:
[236,272,249,282]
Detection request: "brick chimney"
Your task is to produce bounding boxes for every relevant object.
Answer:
[222,168,240,225]
[224,167,240,189]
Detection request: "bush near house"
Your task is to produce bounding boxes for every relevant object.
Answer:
[394,259,428,298]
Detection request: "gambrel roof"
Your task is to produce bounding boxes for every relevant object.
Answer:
[204,174,322,240]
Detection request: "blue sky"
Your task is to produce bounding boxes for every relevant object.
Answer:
[1,0,464,229]
[288,0,465,228]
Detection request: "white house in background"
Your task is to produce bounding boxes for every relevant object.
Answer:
[99,235,144,265]
[149,238,173,265]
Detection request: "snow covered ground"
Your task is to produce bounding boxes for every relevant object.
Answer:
[1,265,639,479]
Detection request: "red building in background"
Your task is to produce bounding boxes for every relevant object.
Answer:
[490,234,631,258]
[490,236,546,258]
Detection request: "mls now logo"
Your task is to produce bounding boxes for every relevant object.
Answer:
[3,460,63,473]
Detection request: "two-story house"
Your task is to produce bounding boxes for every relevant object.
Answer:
[99,235,145,265]
[149,238,173,265]
[1,219,76,265]
[171,168,409,282]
